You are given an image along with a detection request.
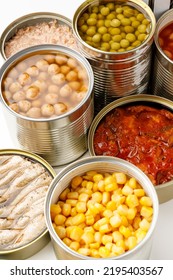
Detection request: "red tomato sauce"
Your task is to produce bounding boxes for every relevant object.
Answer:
[93,105,173,185]
[159,21,173,60]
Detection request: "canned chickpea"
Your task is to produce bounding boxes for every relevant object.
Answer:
[45,156,159,260]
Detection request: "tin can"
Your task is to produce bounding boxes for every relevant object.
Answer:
[73,0,156,113]
[150,9,173,100]
[0,148,56,260]
[88,94,173,203]
[45,156,159,260]
[0,45,94,166]
[0,12,78,60]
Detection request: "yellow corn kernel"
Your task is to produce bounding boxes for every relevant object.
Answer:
[113,172,127,184]
[86,170,98,177]
[102,192,111,205]
[119,225,132,238]
[78,188,92,196]
[89,242,100,249]
[55,226,66,239]
[94,232,103,243]
[102,234,113,245]
[59,187,70,201]
[94,217,109,230]
[95,202,105,212]
[92,183,98,192]
[62,237,72,246]
[128,177,137,189]
[76,201,87,213]
[133,216,141,229]
[109,213,122,228]
[126,194,139,208]
[69,226,84,241]
[81,231,94,244]
[135,228,147,243]
[112,231,123,243]
[127,236,137,250]
[111,194,126,207]
[99,223,112,234]
[66,226,75,238]
[57,201,64,208]
[71,213,85,226]
[86,215,95,226]
[81,180,88,187]
[105,182,118,192]
[65,216,74,226]
[121,215,129,227]
[78,247,91,256]
[84,226,95,234]
[104,175,116,185]
[78,222,86,229]
[139,218,150,231]
[117,204,128,216]
[93,173,104,183]
[90,249,100,258]
[127,207,137,220]
[66,199,78,207]
[122,185,133,196]
[50,204,61,220]
[92,191,103,203]
[112,244,125,255]
[103,209,113,218]
[71,176,83,189]
[67,191,79,200]
[70,241,80,251]
[97,180,105,192]
[105,242,113,251]
[116,239,126,250]
[87,201,100,215]
[54,214,66,226]
[140,196,153,207]
[140,206,153,219]
[99,246,110,258]
[62,203,71,217]
[106,200,117,211]
[134,188,145,197]
[86,181,94,190]
[71,207,77,217]
[78,193,90,202]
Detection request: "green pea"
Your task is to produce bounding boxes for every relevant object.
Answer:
[78,17,85,27]
[80,24,88,33]
[102,33,111,42]
[138,33,147,42]
[117,48,125,52]
[91,6,99,13]
[120,39,130,48]
[116,7,123,14]
[126,33,136,43]
[123,8,134,18]
[131,20,140,28]
[97,19,105,27]
[92,33,101,43]
[87,18,97,26]
[86,27,96,36]
[111,42,121,51]
[132,40,141,47]
[90,13,98,19]
[124,25,135,33]
[97,13,104,20]
[138,24,147,33]
[100,42,111,51]
[113,34,122,42]
[106,2,115,11]
[83,13,89,21]
[121,18,132,26]
[100,7,110,16]
[110,27,121,35]
[136,13,145,22]
[110,19,121,27]
[104,19,111,27]
[98,26,108,34]
[117,14,124,20]
[106,13,116,20]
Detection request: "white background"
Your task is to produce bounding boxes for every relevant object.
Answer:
[0,0,173,260]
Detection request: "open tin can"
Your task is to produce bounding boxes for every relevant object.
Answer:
[73,0,156,113]
[0,44,94,166]
[0,148,56,260]
[88,94,173,203]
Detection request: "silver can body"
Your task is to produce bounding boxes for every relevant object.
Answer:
[151,9,173,100]
[73,0,156,113]
[0,45,94,166]
[45,156,159,260]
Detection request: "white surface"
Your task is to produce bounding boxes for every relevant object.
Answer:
[0,0,173,260]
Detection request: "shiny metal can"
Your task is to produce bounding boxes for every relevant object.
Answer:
[151,9,173,100]
[0,12,78,60]
[73,0,156,113]
[88,94,173,203]
[45,156,159,260]
[0,148,56,260]
[0,45,94,166]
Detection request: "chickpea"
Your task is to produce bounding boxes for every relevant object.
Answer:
[66,70,78,82]
[16,61,27,72]
[45,93,59,105]
[9,82,22,93]
[59,84,73,97]
[3,77,13,89]
[69,81,81,91]
[26,86,40,100]
[32,98,43,108]
[44,54,55,64]
[55,55,68,65]
[13,91,26,102]
[41,104,55,117]
[48,84,59,93]
[9,103,19,113]
[26,65,39,77]
[18,72,32,86]
[33,80,47,91]
[48,64,60,75]
[8,68,18,79]
[78,70,88,81]
[71,91,86,103]
[59,65,70,75]
[18,100,31,113]
[51,73,65,85]
[67,58,78,69]
[27,107,42,118]
[38,72,48,80]
[3,90,12,101]
[36,59,49,71]
[54,102,68,115]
